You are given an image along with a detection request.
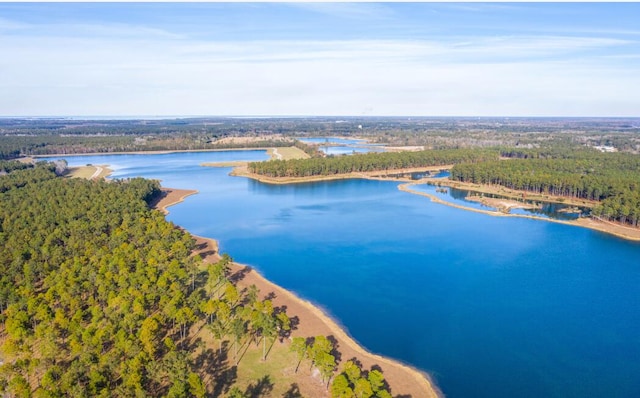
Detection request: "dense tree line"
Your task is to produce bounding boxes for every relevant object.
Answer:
[0,165,205,396]
[498,146,600,160]
[0,164,298,396]
[4,116,638,160]
[0,161,32,174]
[450,151,640,226]
[2,163,395,396]
[0,162,57,193]
[331,360,392,398]
[0,136,302,160]
[249,149,499,177]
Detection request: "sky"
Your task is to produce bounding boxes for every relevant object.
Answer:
[1,2,639,117]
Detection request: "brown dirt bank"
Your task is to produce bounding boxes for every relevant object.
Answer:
[153,189,441,398]
[465,195,539,213]
[427,178,597,208]
[232,165,452,185]
[152,188,199,215]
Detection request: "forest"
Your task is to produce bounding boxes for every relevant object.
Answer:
[450,149,640,226]
[2,117,639,160]
[0,163,396,397]
[248,149,499,177]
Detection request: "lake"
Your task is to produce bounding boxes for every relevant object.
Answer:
[42,151,640,398]
[297,137,386,155]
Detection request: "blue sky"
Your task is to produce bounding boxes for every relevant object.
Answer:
[1,2,639,117]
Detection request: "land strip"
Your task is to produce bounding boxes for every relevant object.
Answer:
[65,164,113,180]
[153,188,441,398]
[232,165,450,185]
[267,146,310,160]
[152,187,199,215]
[31,147,273,157]
[399,182,640,242]
[423,177,597,208]
[201,146,310,168]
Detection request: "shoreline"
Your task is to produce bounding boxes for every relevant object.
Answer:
[230,166,640,242]
[152,187,199,215]
[30,147,272,158]
[231,165,449,185]
[399,182,640,242]
[153,187,442,398]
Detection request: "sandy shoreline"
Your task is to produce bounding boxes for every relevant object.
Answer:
[153,188,441,398]
[232,165,450,185]
[152,187,199,215]
[399,182,640,242]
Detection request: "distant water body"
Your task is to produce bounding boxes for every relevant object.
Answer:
[298,137,386,155]
[43,151,640,398]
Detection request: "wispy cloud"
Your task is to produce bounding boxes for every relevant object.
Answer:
[1,3,639,116]
[0,17,183,39]
[286,3,394,21]
[0,17,32,31]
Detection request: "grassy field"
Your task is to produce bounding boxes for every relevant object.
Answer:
[192,324,324,397]
[268,147,310,160]
[65,165,112,179]
[65,165,98,179]
[202,147,309,168]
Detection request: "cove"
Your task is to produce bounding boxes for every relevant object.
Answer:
[43,152,640,398]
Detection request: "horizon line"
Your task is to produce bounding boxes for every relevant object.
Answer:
[2,115,640,120]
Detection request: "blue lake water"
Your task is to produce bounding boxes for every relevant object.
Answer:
[297,137,367,145]
[297,137,385,155]
[322,145,386,155]
[42,152,640,398]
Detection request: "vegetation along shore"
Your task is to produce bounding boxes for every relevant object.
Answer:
[155,188,441,397]
[0,161,439,397]
[2,117,640,396]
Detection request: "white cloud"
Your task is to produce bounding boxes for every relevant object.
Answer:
[1,30,638,116]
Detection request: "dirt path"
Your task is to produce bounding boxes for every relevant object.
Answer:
[90,166,102,179]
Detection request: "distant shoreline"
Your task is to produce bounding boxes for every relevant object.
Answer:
[398,182,640,242]
[232,165,640,242]
[44,147,640,242]
[153,187,442,398]
[30,147,271,158]
[230,164,450,184]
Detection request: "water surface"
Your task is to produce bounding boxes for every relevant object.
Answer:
[41,152,640,398]
[297,137,385,155]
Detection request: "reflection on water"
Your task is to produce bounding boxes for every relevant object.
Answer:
[298,136,386,155]
[413,183,588,220]
[385,170,451,180]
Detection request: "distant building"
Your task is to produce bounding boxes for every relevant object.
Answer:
[593,145,617,153]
